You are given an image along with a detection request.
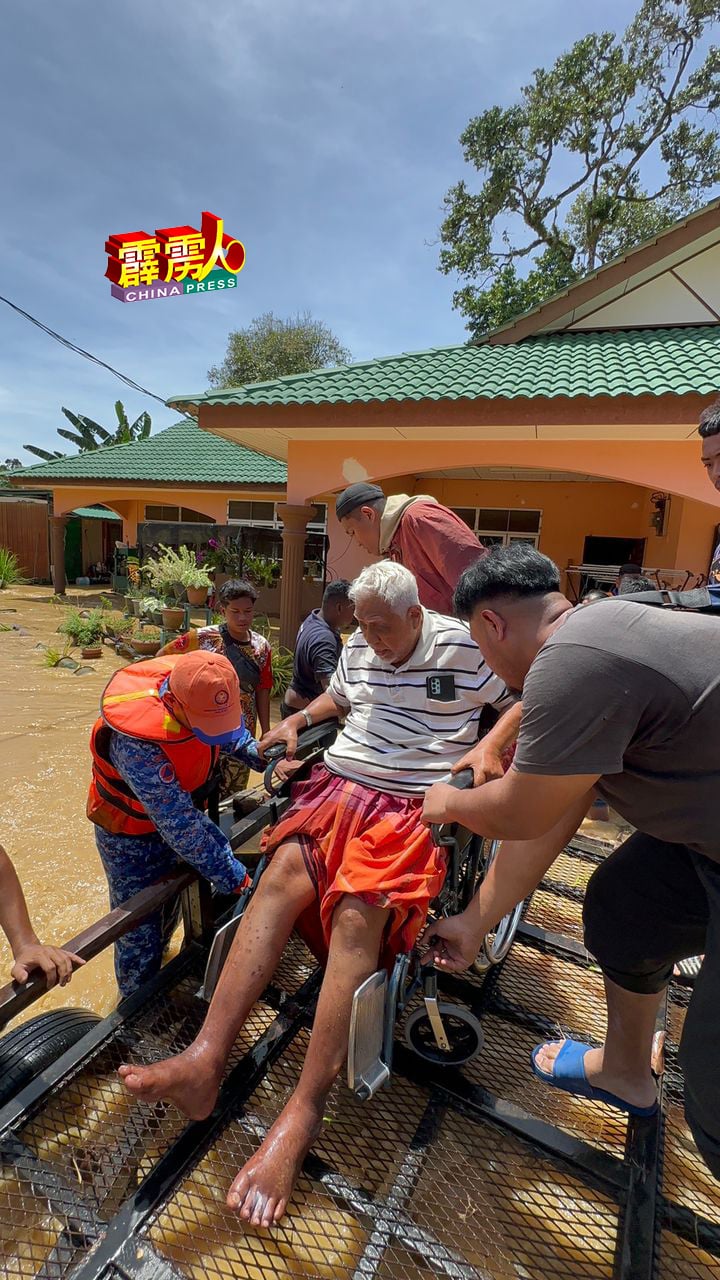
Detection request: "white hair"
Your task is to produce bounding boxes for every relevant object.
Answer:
[349,561,420,614]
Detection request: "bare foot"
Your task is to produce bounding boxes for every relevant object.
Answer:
[118,1043,223,1120]
[227,1096,322,1227]
[534,1040,657,1110]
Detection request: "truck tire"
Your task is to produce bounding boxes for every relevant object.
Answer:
[0,1008,102,1105]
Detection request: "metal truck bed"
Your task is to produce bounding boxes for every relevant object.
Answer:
[0,838,717,1280]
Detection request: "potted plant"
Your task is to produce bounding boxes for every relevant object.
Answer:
[161,603,185,631]
[102,610,133,641]
[126,562,143,615]
[186,555,212,606]
[131,625,162,656]
[58,607,105,659]
[142,545,199,603]
[137,595,161,623]
[202,536,244,594]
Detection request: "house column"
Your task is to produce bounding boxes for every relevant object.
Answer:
[49,515,68,595]
[277,503,316,649]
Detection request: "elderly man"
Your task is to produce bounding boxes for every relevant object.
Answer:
[421,544,720,1180]
[118,561,510,1225]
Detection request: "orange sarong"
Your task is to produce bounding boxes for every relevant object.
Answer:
[261,764,446,968]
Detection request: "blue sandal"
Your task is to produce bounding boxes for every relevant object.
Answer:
[530,1039,658,1117]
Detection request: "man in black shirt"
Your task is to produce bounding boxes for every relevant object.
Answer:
[280,580,354,717]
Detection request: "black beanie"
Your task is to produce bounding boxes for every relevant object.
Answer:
[335,482,385,520]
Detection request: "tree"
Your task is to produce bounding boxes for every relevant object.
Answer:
[208,311,351,388]
[439,0,720,337]
[23,401,152,462]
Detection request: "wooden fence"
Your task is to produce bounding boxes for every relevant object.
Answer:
[0,500,50,581]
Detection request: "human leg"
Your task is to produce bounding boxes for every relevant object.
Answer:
[533,833,708,1111]
[118,840,315,1117]
[678,854,720,1178]
[94,828,179,997]
[227,894,390,1226]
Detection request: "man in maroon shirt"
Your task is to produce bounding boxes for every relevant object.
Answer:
[336,482,486,615]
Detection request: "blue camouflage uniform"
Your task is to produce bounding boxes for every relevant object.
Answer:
[95,724,262,996]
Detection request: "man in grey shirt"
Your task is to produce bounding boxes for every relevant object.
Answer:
[420,544,720,1179]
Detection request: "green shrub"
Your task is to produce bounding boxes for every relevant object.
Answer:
[58,607,105,647]
[102,610,133,639]
[42,639,74,668]
[0,547,22,588]
[270,646,294,699]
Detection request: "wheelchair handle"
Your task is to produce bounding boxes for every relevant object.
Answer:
[430,767,475,845]
[263,720,339,794]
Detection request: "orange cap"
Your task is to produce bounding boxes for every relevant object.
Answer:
[166,650,243,745]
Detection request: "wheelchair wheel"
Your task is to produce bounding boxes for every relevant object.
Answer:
[462,838,523,975]
[404,1003,483,1066]
[480,839,524,964]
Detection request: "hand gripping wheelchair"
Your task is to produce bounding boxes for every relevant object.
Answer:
[200,721,524,1101]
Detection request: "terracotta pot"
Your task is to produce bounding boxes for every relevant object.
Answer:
[162,607,185,631]
[81,646,102,660]
[211,572,231,594]
[187,585,209,606]
[131,639,161,656]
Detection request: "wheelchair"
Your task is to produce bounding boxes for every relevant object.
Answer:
[200,721,524,1102]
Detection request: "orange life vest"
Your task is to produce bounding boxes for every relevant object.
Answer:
[87,656,219,837]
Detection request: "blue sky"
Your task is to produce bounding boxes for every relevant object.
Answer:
[0,0,678,459]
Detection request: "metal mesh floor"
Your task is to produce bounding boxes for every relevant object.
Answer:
[0,848,717,1280]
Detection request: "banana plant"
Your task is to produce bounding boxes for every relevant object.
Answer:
[23,401,153,462]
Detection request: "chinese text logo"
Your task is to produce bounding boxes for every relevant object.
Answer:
[105,211,245,303]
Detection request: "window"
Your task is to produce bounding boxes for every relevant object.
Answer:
[227,501,328,532]
[227,500,276,524]
[144,505,213,523]
[145,504,179,521]
[452,506,542,548]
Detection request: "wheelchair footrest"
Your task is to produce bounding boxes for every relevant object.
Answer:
[347,970,391,1101]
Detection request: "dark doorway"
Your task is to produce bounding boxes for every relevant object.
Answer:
[582,535,646,569]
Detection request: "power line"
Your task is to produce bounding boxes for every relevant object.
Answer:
[0,293,168,405]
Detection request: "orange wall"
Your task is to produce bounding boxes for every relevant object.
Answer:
[285,436,717,508]
[674,494,720,578]
[326,477,720,586]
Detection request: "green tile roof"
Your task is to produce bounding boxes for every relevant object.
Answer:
[170,326,720,411]
[71,506,122,520]
[12,419,287,485]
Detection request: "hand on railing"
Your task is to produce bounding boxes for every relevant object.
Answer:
[424,768,474,845]
[262,721,340,795]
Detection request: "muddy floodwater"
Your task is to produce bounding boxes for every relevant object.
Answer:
[0,586,273,1024]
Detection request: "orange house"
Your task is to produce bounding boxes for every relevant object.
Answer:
[171,199,720,646]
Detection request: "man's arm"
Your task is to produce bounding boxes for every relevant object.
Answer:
[0,845,84,986]
[451,701,523,784]
[109,736,249,893]
[422,766,599,840]
[420,790,593,971]
[255,643,273,737]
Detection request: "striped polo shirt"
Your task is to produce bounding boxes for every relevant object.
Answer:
[325,609,511,796]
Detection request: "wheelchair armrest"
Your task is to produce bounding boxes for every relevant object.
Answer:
[263,719,340,794]
[430,767,475,845]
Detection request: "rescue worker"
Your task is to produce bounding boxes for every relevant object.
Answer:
[87,650,293,996]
